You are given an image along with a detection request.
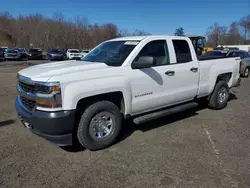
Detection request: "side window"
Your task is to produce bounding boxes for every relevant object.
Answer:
[172,40,192,63]
[238,52,244,59]
[135,40,170,66]
[244,52,249,58]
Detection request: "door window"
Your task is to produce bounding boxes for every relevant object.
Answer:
[134,40,170,67]
[172,40,192,63]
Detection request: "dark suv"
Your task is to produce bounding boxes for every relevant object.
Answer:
[28,48,44,60]
[47,48,67,61]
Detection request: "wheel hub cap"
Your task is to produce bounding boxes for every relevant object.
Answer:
[217,87,228,104]
[89,112,114,140]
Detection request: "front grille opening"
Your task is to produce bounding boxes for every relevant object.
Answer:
[19,81,35,93]
[20,96,36,111]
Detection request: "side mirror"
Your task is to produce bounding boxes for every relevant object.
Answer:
[132,56,154,69]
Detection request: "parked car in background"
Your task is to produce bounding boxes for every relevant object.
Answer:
[200,50,228,58]
[80,50,90,58]
[0,48,5,61]
[66,49,83,60]
[47,48,67,61]
[226,50,250,77]
[28,48,44,60]
[5,48,29,61]
[0,46,8,52]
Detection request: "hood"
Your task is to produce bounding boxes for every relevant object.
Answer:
[18,60,109,82]
[6,51,19,54]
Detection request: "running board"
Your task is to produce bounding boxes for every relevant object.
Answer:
[133,102,199,124]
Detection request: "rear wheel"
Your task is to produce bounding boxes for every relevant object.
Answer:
[208,80,229,110]
[77,101,122,151]
[243,67,249,78]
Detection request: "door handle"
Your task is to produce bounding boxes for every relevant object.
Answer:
[165,70,175,76]
[190,67,198,72]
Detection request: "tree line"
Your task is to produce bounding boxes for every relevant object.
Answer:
[1,11,249,50]
[174,14,250,47]
[0,12,150,50]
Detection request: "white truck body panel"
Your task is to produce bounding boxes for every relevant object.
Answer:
[17,36,241,116]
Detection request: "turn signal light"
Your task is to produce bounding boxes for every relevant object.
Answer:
[36,101,59,107]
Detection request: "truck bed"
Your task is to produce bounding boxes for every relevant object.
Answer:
[198,55,239,61]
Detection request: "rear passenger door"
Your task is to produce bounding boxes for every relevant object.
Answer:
[164,39,200,103]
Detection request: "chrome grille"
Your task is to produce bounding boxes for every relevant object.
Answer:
[20,96,36,111]
[19,81,35,93]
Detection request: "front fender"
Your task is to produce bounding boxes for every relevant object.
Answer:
[61,76,132,115]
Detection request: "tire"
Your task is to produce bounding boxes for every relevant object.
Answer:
[208,80,229,110]
[243,67,249,78]
[77,101,122,151]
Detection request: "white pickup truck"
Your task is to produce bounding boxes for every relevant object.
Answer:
[15,35,241,150]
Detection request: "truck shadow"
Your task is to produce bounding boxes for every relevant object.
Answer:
[117,92,238,144]
[228,92,237,101]
[118,107,200,143]
[0,119,16,127]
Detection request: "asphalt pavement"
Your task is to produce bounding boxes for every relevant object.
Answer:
[0,65,250,188]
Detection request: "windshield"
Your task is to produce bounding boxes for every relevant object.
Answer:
[82,41,140,66]
[7,49,18,53]
[50,49,61,53]
[69,50,79,53]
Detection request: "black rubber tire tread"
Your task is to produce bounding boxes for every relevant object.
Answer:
[208,80,229,110]
[243,67,249,78]
[77,100,122,151]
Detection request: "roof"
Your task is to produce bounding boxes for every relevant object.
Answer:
[108,35,188,41]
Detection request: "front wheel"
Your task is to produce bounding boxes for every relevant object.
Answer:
[77,101,122,151]
[208,80,229,110]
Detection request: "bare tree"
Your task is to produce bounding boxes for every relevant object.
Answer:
[132,29,151,36]
[239,15,250,44]
[226,21,243,45]
[206,23,227,47]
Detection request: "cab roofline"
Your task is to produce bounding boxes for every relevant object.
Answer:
[107,35,188,42]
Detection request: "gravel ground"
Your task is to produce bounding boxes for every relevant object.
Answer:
[0,65,250,188]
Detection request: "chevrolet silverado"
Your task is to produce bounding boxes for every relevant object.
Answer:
[15,35,241,150]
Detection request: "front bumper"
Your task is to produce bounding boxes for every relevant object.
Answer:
[5,56,20,60]
[49,55,64,60]
[69,56,82,60]
[28,55,43,59]
[15,97,75,146]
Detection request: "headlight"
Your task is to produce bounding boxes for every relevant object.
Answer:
[34,81,62,108]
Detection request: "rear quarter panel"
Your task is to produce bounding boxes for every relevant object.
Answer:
[197,57,240,97]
